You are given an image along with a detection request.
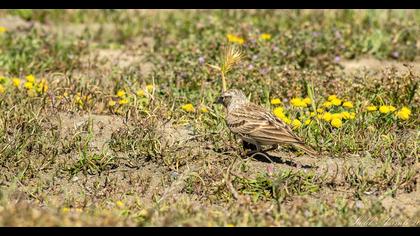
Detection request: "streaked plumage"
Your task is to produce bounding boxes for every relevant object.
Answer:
[216,89,319,157]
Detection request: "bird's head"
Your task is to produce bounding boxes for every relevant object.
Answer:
[216,89,248,110]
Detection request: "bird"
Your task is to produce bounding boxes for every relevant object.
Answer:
[216,89,319,157]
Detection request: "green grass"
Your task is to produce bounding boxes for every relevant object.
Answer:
[0,9,419,226]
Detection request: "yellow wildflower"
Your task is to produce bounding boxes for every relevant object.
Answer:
[146,84,154,93]
[342,101,353,108]
[331,118,343,128]
[388,105,396,112]
[316,108,324,113]
[11,78,21,87]
[61,207,70,214]
[341,111,351,120]
[36,79,48,93]
[108,100,116,107]
[200,106,209,113]
[292,119,302,129]
[0,84,4,94]
[349,112,356,119]
[322,101,333,109]
[119,98,129,105]
[116,89,126,98]
[116,201,124,208]
[379,106,390,114]
[24,82,33,90]
[270,98,282,105]
[310,112,316,117]
[395,106,411,120]
[136,89,145,97]
[260,33,272,40]
[366,105,377,111]
[283,117,292,124]
[273,107,285,119]
[316,114,323,119]
[322,112,332,122]
[302,97,312,105]
[291,98,307,108]
[26,74,36,83]
[0,26,7,33]
[181,103,195,112]
[304,119,312,125]
[328,95,338,101]
[226,34,245,45]
[331,98,342,106]
[331,113,343,120]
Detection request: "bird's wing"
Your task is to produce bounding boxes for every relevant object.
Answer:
[227,103,303,145]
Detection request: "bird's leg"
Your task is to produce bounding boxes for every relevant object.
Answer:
[245,144,262,156]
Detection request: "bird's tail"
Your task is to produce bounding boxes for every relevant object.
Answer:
[293,143,320,158]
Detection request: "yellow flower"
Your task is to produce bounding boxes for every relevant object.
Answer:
[341,111,351,120]
[75,94,83,106]
[116,89,126,98]
[304,119,312,125]
[291,98,307,108]
[349,112,356,119]
[331,98,342,106]
[116,201,124,208]
[0,84,4,94]
[270,98,282,105]
[26,74,36,83]
[331,118,343,128]
[260,33,272,40]
[395,107,411,120]
[366,105,377,111]
[0,26,7,33]
[310,112,316,117]
[24,82,33,90]
[12,78,21,87]
[146,84,154,93]
[331,113,343,120]
[181,103,195,112]
[136,89,145,97]
[226,34,245,45]
[388,105,396,112]
[200,106,209,113]
[61,207,70,214]
[379,105,390,114]
[302,97,312,105]
[292,119,302,128]
[119,98,129,105]
[342,101,353,108]
[316,108,324,113]
[328,95,338,101]
[108,100,116,107]
[322,112,332,122]
[283,117,292,124]
[316,114,323,119]
[322,101,333,108]
[36,79,48,93]
[273,107,286,119]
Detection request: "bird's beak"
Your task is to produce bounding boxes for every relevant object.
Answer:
[216,96,223,104]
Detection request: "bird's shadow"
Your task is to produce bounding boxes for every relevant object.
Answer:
[245,152,316,169]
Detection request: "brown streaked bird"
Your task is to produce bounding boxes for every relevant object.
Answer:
[216,89,319,157]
